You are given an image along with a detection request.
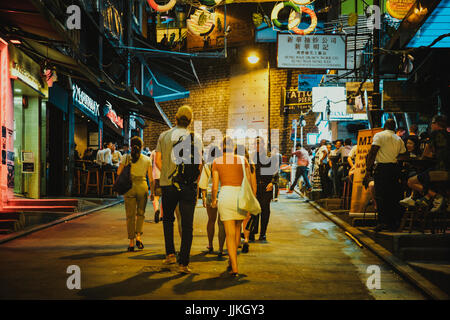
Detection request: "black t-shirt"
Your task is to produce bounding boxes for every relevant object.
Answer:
[429,129,450,170]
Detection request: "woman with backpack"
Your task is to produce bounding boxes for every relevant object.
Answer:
[117,136,153,252]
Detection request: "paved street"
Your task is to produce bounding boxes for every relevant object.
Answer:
[0,192,425,300]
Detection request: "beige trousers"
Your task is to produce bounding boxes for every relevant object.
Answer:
[124,177,148,239]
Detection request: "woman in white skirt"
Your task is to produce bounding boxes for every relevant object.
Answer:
[211,137,255,276]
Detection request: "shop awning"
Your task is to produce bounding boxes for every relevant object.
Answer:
[143,64,190,103]
[406,0,450,48]
[0,0,64,41]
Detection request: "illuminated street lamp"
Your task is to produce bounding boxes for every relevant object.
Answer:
[247,53,260,64]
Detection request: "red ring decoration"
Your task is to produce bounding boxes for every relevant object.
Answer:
[291,6,317,35]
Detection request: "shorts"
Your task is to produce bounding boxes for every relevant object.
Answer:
[153,179,162,197]
[417,168,431,187]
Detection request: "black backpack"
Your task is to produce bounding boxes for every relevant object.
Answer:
[169,133,201,191]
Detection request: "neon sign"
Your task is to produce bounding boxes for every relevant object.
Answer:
[105,101,123,129]
[72,83,99,117]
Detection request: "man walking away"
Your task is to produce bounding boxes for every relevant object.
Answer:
[364,119,406,232]
[249,137,279,242]
[271,146,282,201]
[155,105,203,274]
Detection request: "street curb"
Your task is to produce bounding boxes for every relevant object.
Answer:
[0,199,124,245]
[303,196,449,300]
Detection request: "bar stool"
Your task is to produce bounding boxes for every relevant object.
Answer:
[85,167,101,196]
[101,169,116,196]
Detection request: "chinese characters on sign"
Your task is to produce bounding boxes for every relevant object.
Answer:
[277,34,347,69]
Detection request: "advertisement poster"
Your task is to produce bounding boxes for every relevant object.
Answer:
[298,74,323,91]
[346,82,373,114]
[350,128,383,215]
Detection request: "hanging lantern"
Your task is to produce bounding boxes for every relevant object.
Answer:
[147,0,176,13]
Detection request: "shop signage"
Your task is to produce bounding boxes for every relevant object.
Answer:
[21,151,34,173]
[10,62,41,92]
[350,128,383,215]
[283,88,312,114]
[72,83,99,117]
[277,34,347,69]
[104,101,123,129]
[386,0,415,20]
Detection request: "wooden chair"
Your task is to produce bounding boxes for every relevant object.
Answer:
[85,167,100,196]
[101,169,116,196]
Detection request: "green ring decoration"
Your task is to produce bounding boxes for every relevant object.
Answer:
[271,1,301,30]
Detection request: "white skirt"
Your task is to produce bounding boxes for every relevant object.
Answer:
[218,186,247,221]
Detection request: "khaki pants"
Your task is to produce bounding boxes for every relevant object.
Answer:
[124,178,148,239]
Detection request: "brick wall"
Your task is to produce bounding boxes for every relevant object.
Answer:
[143,59,231,151]
[143,51,320,157]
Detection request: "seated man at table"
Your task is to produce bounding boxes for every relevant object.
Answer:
[401,115,449,212]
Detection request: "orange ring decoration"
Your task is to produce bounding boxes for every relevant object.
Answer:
[147,0,176,13]
[291,6,317,35]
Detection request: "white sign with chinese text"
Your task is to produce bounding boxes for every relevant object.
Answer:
[277,34,347,69]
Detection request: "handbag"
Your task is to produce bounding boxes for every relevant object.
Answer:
[113,155,132,195]
[238,156,261,216]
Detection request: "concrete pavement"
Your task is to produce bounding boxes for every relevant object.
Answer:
[0,192,425,300]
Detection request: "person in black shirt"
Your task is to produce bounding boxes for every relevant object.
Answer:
[401,115,449,212]
[249,137,279,242]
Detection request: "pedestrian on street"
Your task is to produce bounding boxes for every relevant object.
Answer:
[155,105,203,274]
[117,136,153,252]
[211,137,254,276]
[271,146,282,201]
[249,136,279,242]
[198,144,226,257]
[287,145,312,194]
[364,119,406,232]
[149,149,162,223]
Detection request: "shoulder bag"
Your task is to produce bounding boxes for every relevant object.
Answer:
[238,156,261,216]
[113,155,132,195]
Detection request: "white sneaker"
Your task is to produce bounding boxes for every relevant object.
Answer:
[430,194,445,213]
[399,196,416,207]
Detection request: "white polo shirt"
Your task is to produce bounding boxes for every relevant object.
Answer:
[372,129,406,164]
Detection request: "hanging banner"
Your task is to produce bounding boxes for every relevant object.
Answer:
[277,34,347,69]
[346,82,373,114]
[349,128,383,215]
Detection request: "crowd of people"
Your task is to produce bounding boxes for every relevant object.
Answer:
[118,105,280,277]
[286,115,449,233]
[113,105,448,277]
